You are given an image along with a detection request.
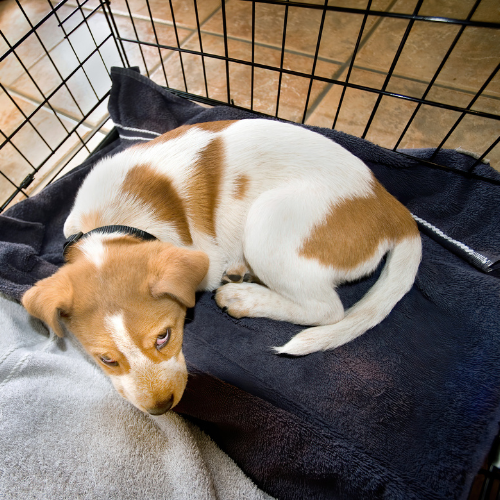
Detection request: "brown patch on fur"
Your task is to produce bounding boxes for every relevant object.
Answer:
[131,125,191,150]
[234,175,249,200]
[185,136,224,237]
[130,123,233,239]
[80,210,105,233]
[22,238,203,411]
[23,238,204,369]
[194,120,236,133]
[72,239,202,371]
[122,164,193,245]
[132,121,236,150]
[299,179,419,269]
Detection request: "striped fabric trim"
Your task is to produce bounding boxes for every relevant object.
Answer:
[412,214,494,270]
[119,135,153,141]
[114,123,161,137]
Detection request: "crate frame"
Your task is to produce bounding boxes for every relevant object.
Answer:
[0,1,499,496]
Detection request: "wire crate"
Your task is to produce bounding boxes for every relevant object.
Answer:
[0,0,499,496]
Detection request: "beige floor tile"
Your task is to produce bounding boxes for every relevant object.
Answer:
[472,0,500,22]
[0,90,29,138]
[4,12,191,122]
[431,27,500,98]
[1,0,62,46]
[306,66,500,169]
[202,0,391,70]
[352,2,500,98]
[0,3,81,86]
[0,97,79,185]
[154,33,343,122]
[0,122,102,210]
[135,0,223,29]
[81,0,221,28]
[419,0,481,19]
[0,134,33,193]
[112,12,193,76]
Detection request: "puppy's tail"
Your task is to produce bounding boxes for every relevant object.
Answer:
[274,235,422,356]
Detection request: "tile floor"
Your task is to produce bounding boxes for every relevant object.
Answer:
[0,0,499,211]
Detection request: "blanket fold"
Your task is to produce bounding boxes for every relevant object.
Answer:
[1,67,499,500]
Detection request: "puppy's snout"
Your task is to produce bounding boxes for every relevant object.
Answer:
[147,396,174,415]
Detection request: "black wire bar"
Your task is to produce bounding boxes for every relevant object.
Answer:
[193,0,209,99]
[101,0,129,68]
[220,0,231,103]
[332,0,372,130]
[169,0,188,92]
[275,0,289,117]
[123,0,150,77]
[301,0,329,124]
[431,62,500,160]
[144,0,169,85]
[361,0,424,139]
[115,35,500,123]
[47,1,100,102]
[2,0,498,214]
[0,0,119,212]
[250,0,255,110]
[14,0,90,154]
[242,0,500,30]
[1,35,114,150]
[392,0,482,151]
[0,89,112,213]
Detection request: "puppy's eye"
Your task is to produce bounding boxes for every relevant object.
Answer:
[100,355,118,367]
[156,328,171,350]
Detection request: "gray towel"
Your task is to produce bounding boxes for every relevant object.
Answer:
[0,293,273,500]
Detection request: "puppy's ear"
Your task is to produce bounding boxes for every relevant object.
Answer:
[149,245,209,308]
[21,271,73,337]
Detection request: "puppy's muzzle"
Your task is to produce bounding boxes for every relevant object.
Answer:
[147,396,174,415]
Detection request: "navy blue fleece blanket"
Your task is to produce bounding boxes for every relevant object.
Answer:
[1,67,500,499]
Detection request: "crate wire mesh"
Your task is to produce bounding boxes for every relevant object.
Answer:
[1,0,499,214]
[0,0,499,495]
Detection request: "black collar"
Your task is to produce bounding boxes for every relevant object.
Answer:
[63,225,158,258]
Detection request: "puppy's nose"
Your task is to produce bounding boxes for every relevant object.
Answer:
[147,397,174,415]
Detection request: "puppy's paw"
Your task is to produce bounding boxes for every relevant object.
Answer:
[220,265,264,286]
[215,283,265,319]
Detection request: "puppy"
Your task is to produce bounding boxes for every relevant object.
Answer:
[22,119,421,414]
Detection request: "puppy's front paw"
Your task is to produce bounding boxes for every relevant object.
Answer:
[215,283,263,319]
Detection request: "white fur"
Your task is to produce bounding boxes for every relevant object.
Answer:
[105,312,186,411]
[67,119,421,355]
[79,233,124,268]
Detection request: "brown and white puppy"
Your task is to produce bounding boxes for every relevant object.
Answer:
[22,119,421,414]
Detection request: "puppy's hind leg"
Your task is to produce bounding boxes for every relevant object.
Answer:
[216,182,345,327]
[215,281,344,326]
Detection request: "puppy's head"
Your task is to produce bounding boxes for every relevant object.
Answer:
[22,236,209,415]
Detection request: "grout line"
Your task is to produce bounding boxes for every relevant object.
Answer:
[12,1,499,111]
[5,0,499,144]
[30,116,110,196]
[140,3,224,85]
[200,28,343,66]
[171,28,500,103]
[303,0,399,120]
[2,85,101,130]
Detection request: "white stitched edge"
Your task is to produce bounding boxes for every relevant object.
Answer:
[114,122,161,137]
[412,214,493,267]
[118,134,152,141]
